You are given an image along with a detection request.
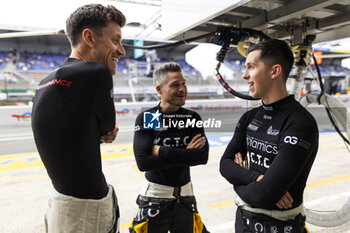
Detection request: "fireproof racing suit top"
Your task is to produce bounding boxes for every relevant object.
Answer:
[220,95,318,210]
[133,105,209,187]
[31,58,115,199]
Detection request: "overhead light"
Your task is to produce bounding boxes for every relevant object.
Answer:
[0,30,65,39]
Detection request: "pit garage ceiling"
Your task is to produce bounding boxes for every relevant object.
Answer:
[162,0,350,45]
[1,0,350,48]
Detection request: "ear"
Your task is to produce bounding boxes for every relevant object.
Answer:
[82,28,95,48]
[156,85,162,95]
[271,64,282,80]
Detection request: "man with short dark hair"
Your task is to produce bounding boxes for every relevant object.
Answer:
[129,62,210,233]
[31,4,126,233]
[220,39,319,233]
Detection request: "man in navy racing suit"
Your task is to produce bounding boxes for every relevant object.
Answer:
[220,39,318,233]
[129,62,210,233]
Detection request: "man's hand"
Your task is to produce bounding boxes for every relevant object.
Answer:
[276,191,293,209]
[256,174,264,181]
[100,124,119,143]
[186,134,206,149]
[235,153,264,181]
[152,145,160,157]
[234,152,248,169]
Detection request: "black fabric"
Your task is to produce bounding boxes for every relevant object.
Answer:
[129,195,209,233]
[133,104,209,186]
[235,208,306,233]
[32,58,115,199]
[220,95,319,210]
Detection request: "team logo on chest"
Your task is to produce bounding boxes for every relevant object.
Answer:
[263,115,272,120]
[246,136,278,155]
[154,136,190,147]
[267,125,279,136]
[247,119,262,132]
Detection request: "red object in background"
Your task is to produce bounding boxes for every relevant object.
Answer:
[311,51,322,65]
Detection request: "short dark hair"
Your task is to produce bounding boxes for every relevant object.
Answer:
[66,4,126,46]
[248,39,294,81]
[153,62,182,86]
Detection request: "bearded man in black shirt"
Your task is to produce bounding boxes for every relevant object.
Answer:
[31,4,126,233]
[129,62,210,233]
[220,39,319,233]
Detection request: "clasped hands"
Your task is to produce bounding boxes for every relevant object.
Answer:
[152,134,206,156]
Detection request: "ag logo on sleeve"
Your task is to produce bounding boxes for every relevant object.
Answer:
[284,136,298,145]
[143,110,162,129]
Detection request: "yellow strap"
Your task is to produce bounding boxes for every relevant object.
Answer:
[130,220,148,233]
[193,213,204,233]
[304,225,310,233]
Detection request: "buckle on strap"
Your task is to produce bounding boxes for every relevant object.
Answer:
[173,186,181,198]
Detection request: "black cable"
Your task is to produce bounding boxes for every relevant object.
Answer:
[216,71,259,100]
[313,54,350,145]
[213,27,270,100]
[122,32,215,50]
[313,54,324,93]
